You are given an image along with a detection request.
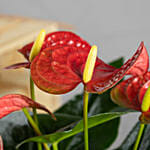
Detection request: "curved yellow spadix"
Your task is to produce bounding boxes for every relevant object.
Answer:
[29,29,46,62]
[83,45,97,83]
[141,87,150,112]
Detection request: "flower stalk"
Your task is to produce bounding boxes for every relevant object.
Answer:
[83,45,97,150]
[83,89,89,150]
[133,123,145,150]
[52,142,58,150]
[30,76,38,124]
[30,76,42,150]
[22,108,50,150]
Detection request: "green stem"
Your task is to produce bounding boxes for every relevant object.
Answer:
[30,76,42,149]
[83,87,89,150]
[30,77,38,124]
[53,142,58,150]
[43,143,51,150]
[22,108,41,135]
[23,76,50,150]
[22,108,51,150]
[133,123,145,150]
[37,143,42,150]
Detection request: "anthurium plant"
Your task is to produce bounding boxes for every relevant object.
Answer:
[0,30,150,150]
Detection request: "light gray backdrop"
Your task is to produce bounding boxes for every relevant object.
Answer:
[0,0,149,149]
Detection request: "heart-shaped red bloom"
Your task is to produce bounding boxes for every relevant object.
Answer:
[111,44,150,123]
[7,31,145,94]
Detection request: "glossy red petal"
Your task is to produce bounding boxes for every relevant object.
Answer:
[18,31,90,60]
[0,94,55,119]
[5,62,30,69]
[126,42,149,76]
[30,31,92,94]
[111,72,150,112]
[126,72,150,111]
[86,42,144,93]
[31,55,80,94]
[18,43,33,60]
[111,77,140,110]
[138,73,150,105]
[31,46,89,94]
[126,77,143,108]
[0,136,3,150]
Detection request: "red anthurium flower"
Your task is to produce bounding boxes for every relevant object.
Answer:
[111,45,150,123]
[0,94,55,119]
[7,31,145,94]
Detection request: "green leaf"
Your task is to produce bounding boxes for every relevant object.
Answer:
[116,122,150,150]
[17,112,128,148]
[109,57,124,68]
[38,92,123,150]
[115,122,140,150]
[139,124,150,150]
[38,113,81,134]
[0,111,35,150]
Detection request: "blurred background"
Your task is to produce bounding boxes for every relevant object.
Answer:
[0,0,149,149]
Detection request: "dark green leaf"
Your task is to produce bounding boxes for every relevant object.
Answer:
[116,122,150,150]
[17,112,128,149]
[139,124,150,150]
[0,111,35,150]
[115,122,140,150]
[109,57,124,68]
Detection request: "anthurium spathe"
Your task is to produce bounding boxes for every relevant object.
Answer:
[0,94,55,119]
[111,43,150,123]
[7,31,145,94]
